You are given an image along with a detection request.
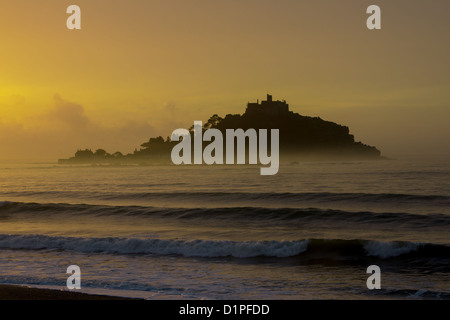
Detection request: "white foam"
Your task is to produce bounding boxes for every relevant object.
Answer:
[0,234,309,258]
[364,241,423,258]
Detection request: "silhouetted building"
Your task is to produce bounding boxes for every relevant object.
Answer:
[245,94,289,116]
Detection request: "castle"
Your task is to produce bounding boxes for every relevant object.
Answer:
[245,94,290,117]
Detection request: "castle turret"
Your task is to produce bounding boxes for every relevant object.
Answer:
[245,94,289,116]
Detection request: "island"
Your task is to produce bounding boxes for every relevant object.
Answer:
[58,94,382,165]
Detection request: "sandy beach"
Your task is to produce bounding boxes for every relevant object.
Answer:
[0,284,140,300]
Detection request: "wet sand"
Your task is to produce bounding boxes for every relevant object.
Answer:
[0,284,140,300]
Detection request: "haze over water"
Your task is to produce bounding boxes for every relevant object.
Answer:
[1,0,450,301]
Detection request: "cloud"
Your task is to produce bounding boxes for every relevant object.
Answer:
[0,95,157,160]
[48,94,91,129]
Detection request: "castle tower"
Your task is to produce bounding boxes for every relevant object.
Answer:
[245,94,289,116]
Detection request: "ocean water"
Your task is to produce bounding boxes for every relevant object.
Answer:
[0,155,449,299]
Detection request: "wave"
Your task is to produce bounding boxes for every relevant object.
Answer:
[0,234,448,261]
[368,288,450,300]
[3,190,450,207]
[1,201,449,229]
[0,234,308,258]
[114,191,450,203]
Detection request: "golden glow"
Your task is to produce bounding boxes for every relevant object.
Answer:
[1,0,450,160]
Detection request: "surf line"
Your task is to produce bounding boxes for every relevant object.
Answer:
[170,121,279,175]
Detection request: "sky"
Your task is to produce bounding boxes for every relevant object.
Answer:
[1,0,450,160]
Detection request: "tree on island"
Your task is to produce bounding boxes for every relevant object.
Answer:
[59,95,382,164]
[74,149,94,158]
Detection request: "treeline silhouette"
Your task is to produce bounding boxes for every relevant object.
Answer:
[58,96,381,164]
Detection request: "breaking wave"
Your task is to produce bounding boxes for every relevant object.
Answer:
[0,233,448,260]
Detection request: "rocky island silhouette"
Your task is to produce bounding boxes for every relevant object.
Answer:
[58,94,382,165]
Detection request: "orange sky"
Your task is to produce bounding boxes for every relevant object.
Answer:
[1,0,450,160]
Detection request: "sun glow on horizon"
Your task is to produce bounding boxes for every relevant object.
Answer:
[1,0,450,160]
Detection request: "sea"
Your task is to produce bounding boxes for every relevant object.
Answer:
[0,155,449,300]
